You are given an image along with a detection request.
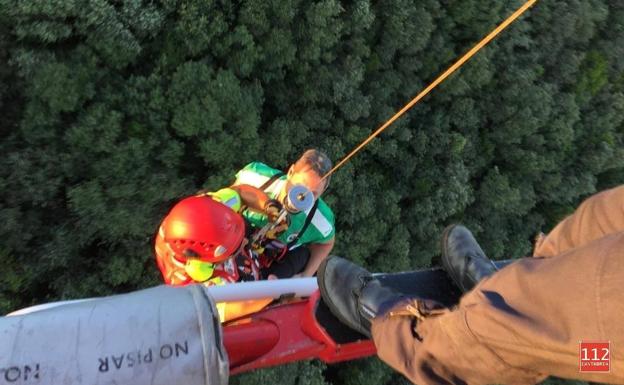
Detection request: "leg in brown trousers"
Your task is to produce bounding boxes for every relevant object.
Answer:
[372,185,624,384]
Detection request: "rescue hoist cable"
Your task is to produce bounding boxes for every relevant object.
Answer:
[322,0,538,181]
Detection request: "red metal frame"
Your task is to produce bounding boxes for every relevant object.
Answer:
[223,290,376,374]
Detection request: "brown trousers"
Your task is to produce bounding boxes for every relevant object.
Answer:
[372,185,624,384]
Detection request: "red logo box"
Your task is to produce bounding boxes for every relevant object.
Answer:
[579,341,610,372]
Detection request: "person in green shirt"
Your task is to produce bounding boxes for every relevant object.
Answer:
[231,149,336,278]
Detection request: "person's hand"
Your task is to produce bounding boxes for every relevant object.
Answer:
[264,199,283,223]
[291,273,302,278]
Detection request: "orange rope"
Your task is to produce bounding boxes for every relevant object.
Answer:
[323,0,538,180]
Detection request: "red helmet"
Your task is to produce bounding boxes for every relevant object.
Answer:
[161,196,245,263]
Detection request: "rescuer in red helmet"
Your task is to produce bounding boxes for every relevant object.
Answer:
[154,186,282,285]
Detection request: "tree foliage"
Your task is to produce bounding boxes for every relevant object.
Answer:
[1,1,623,384]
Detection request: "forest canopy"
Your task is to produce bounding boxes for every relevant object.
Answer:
[0,1,622,384]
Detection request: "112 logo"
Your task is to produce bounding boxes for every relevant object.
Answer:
[579,341,610,373]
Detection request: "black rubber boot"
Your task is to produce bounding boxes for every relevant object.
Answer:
[441,224,498,292]
[317,256,404,338]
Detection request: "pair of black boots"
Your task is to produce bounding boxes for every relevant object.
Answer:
[317,225,498,338]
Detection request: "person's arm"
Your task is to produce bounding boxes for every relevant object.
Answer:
[300,237,335,277]
[208,185,281,222]
[230,184,270,212]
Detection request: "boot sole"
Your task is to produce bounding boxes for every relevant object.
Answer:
[317,258,369,337]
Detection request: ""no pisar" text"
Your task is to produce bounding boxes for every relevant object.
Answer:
[98,341,189,373]
[0,364,40,383]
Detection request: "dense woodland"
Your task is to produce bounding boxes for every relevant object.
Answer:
[1,0,623,384]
